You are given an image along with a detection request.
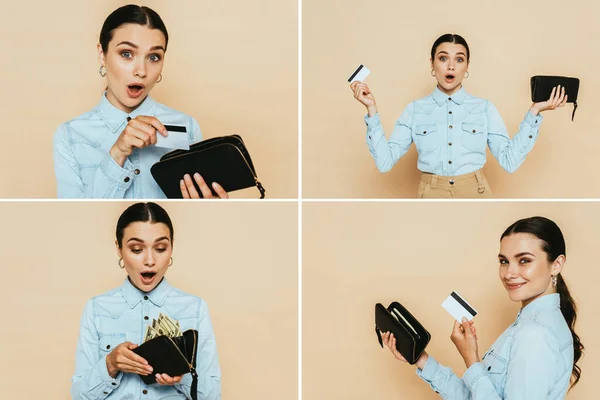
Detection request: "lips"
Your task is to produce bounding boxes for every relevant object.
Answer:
[140,271,157,285]
[445,74,455,83]
[127,83,145,99]
[505,282,526,290]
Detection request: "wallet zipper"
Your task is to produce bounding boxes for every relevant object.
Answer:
[166,333,197,378]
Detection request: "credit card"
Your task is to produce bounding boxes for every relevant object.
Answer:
[347,64,371,83]
[156,124,189,150]
[441,291,478,322]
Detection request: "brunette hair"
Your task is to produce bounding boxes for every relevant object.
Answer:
[430,33,470,62]
[116,202,174,248]
[501,216,583,389]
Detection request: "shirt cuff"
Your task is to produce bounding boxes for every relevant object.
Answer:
[364,113,381,130]
[524,110,543,126]
[462,362,487,391]
[173,373,193,395]
[99,154,134,188]
[97,354,123,393]
[416,354,440,381]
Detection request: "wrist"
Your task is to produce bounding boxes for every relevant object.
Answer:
[109,145,128,167]
[464,355,480,369]
[530,105,540,116]
[415,351,429,370]
[367,104,378,117]
[106,356,119,378]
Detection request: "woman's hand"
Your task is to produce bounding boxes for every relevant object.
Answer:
[110,116,169,167]
[530,85,568,116]
[156,373,184,386]
[180,173,229,199]
[450,318,480,368]
[381,331,429,369]
[350,81,378,117]
[106,341,153,378]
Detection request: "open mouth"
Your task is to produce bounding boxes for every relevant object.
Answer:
[445,74,455,83]
[140,271,157,284]
[127,84,145,98]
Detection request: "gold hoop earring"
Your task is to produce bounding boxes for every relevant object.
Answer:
[465,71,469,79]
[157,74,162,83]
[431,70,435,77]
[99,66,107,77]
[118,258,125,269]
[169,257,173,267]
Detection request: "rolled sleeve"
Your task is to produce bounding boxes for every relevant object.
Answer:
[415,355,470,399]
[92,155,134,198]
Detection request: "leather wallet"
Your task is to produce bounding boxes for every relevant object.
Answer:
[132,329,199,399]
[530,75,579,121]
[375,301,431,365]
[151,135,265,198]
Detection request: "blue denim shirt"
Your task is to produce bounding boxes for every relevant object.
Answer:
[417,294,573,399]
[365,87,543,175]
[53,94,202,198]
[71,278,221,400]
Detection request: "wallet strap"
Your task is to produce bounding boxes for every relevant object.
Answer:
[257,181,266,199]
[375,327,383,348]
[572,101,578,122]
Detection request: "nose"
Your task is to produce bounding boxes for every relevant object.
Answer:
[504,261,519,280]
[133,59,147,79]
[144,251,155,267]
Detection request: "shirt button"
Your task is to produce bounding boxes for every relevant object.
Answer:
[368,136,371,139]
[449,125,453,129]
[449,180,455,185]
[144,296,149,300]
[143,389,148,394]
[144,316,149,320]
[488,366,492,371]
[134,169,140,175]
[106,344,111,350]
[112,382,117,386]
[448,160,452,164]
[472,129,476,133]
[448,97,452,101]
[535,120,538,124]
[529,135,533,139]
[103,392,108,395]
[448,111,452,114]
[448,142,452,146]
[423,130,427,134]
[124,177,130,183]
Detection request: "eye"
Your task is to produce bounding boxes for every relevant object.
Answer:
[439,56,447,62]
[149,54,161,62]
[499,259,508,265]
[131,248,143,254]
[519,258,531,264]
[121,51,133,59]
[156,247,167,253]
[457,58,464,63]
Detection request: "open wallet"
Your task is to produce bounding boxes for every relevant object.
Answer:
[132,329,200,400]
[530,75,580,121]
[375,302,431,365]
[151,135,266,198]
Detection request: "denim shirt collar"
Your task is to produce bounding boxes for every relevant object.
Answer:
[516,293,560,321]
[95,92,157,134]
[432,86,467,106]
[120,276,172,309]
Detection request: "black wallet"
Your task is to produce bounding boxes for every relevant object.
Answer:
[132,329,199,399]
[375,301,431,365]
[530,75,579,121]
[151,134,265,198]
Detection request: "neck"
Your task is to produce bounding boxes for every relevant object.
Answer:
[437,83,462,96]
[105,89,145,114]
[521,288,557,308]
[127,276,164,294]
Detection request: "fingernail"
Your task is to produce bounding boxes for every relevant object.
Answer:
[462,317,467,322]
[180,179,184,186]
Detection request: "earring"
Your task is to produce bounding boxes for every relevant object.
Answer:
[169,257,173,267]
[465,71,469,78]
[552,275,558,286]
[157,74,163,83]
[99,66,107,77]
[118,258,125,269]
[431,70,435,77]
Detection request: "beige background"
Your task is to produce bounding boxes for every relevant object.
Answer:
[0,202,297,399]
[0,0,297,198]
[303,202,598,399]
[303,0,600,198]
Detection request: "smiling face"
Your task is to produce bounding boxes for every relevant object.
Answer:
[117,221,173,292]
[430,42,469,95]
[98,23,166,113]
[498,233,564,307]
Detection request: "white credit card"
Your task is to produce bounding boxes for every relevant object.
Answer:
[155,124,190,150]
[441,291,478,322]
[348,64,371,83]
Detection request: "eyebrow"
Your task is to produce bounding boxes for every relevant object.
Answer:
[116,41,165,52]
[498,252,536,258]
[126,236,171,244]
[437,51,466,57]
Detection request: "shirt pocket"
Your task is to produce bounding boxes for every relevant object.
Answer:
[483,350,508,393]
[98,333,127,357]
[413,123,439,152]
[461,121,487,153]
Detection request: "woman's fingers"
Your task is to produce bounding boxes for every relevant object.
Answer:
[137,115,168,137]
[193,173,215,198]
[212,181,229,199]
[180,179,191,199]
[183,174,201,198]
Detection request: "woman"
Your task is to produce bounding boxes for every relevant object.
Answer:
[382,216,583,398]
[71,202,221,399]
[53,5,228,199]
[350,34,567,198]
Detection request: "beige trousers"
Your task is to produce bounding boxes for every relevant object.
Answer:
[417,169,493,199]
